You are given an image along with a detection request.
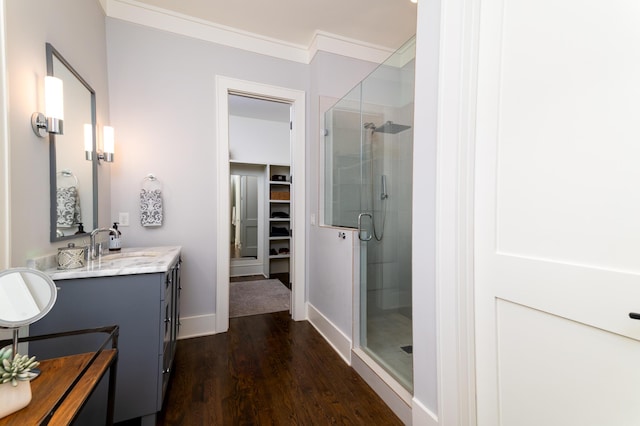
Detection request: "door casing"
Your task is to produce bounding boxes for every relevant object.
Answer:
[215,76,306,333]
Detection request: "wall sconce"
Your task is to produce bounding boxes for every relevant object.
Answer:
[98,126,115,163]
[31,76,64,137]
[85,125,115,163]
[84,124,93,161]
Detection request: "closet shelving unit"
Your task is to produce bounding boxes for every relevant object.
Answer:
[268,164,291,280]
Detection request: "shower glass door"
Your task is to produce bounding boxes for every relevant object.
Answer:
[324,36,415,392]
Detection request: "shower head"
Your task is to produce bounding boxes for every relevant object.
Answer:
[373,121,411,134]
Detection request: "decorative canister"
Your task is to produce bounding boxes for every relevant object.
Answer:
[57,243,85,270]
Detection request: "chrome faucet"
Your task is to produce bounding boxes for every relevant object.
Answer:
[89,227,117,259]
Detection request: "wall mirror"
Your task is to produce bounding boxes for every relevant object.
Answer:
[48,43,97,242]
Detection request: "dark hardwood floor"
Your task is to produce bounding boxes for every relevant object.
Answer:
[155,311,402,425]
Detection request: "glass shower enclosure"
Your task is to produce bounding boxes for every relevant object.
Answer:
[324,36,415,391]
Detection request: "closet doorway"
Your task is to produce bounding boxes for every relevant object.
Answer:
[215,76,306,333]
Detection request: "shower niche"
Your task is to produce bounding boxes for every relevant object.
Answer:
[323,36,416,392]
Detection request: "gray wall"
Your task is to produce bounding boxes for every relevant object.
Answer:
[105,18,312,325]
[5,0,111,265]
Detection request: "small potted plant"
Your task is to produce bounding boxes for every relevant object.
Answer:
[0,345,39,419]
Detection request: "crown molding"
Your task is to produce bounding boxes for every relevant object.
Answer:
[105,0,394,64]
[308,31,394,65]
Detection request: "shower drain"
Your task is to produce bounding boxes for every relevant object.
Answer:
[400,345,413,354]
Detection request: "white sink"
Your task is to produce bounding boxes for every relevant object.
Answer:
[100,251,163,260]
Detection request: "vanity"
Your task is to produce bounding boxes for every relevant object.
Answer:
[29,246,182,425]
[21,38,182,424]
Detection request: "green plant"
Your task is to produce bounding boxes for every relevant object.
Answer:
[0,346,39,387]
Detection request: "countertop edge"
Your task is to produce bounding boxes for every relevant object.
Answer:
[38,246,182,280]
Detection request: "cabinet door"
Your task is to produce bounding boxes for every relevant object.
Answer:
[172,258,182,346]
[30,274,163,423]
[161,258,182,405]
[161,269,173,403]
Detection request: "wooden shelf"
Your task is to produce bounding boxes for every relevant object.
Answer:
[269,254,290,259]
[268,164,291,278]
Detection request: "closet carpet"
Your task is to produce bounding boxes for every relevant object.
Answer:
[229,279,290,318]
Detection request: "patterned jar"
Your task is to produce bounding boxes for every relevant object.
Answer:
[57,243,85,270]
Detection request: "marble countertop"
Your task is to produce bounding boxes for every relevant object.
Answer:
[33,246,181,281]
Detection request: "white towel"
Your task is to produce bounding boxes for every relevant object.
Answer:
[140,189,163,227]
[56,186,82,228]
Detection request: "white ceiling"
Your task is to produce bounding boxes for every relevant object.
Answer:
[133,0,417,51]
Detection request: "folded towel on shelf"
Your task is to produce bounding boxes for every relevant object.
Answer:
[271,226,289,237]
[270,211,290,218]
[56,186,82,228]
[140,189,163,227]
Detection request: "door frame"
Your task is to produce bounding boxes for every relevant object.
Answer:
[412,0,479,423]
[0,0,9,269]
[215,76,306,333]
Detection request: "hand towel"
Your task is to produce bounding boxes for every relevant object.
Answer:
[140,188,163,227]
[56,186,82,228]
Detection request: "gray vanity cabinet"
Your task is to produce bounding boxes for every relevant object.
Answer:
[30,256,182,424]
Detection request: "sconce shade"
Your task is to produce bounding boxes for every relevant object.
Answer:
[45,77,64,120]
[84,124,93,161]
[31,76,64,137]
[102,126,114,163]
[44,76,63,134]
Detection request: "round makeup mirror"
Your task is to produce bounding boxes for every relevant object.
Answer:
[0,268,57,362]
[0,268,57,328]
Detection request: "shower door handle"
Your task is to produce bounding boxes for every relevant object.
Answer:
[358,213,373,241]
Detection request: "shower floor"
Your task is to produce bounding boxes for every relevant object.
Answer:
[365,311,413,391]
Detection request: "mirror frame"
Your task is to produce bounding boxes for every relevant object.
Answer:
[47,43,98,242]
[0,268,57,329]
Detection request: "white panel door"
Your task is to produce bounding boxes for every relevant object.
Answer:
[474,0,640,425]
[239,176,258,258]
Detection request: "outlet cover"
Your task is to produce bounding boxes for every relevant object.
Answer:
[118,212,130,226]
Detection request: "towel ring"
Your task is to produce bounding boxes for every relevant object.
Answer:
[57,169,78,188]
[142,173,162,191]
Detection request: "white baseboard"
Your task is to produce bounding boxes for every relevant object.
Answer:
[306,303,352,365]
[230,263,266,278]
[351,348,413,425]
[178,313,217,339]
[412,398,439,426]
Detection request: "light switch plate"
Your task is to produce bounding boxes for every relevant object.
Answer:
[118,212,130,226]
